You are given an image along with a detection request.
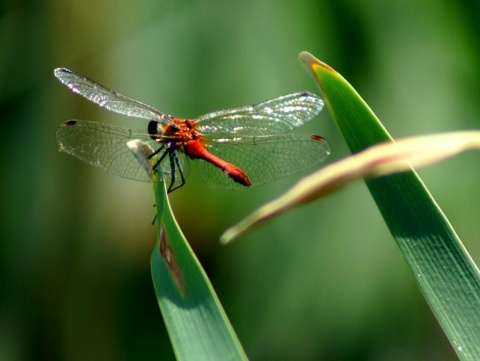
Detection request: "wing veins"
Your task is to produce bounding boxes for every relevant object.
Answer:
[195,92,324,137]
[54,68,172,122]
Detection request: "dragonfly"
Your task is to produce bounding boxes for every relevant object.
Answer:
[55,68,330,192]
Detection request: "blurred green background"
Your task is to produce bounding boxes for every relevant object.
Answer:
[2,0,479,360]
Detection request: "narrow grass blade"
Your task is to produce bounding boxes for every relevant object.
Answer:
[298,52,480,359]
[221,131,480,243]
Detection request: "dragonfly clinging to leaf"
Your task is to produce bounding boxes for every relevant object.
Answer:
[55,68,330,192]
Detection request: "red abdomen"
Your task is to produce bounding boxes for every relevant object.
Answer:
[185,140,251,186]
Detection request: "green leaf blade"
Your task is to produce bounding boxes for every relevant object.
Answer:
[301,51,480,359]
[150,175,247,361]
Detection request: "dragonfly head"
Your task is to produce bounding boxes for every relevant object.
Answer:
[148,120,163,141]
[148,119,181,142]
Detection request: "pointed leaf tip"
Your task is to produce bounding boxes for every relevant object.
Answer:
[298,51,336,75]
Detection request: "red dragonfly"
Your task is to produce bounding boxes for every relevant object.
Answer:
[55,68,330,192]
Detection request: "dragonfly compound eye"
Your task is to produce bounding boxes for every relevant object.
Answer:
[148,120,163,141]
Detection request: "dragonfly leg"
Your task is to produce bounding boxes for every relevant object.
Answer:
[149,144,167,168]
[167,148,176,192]
[148,142,185,193]
[167,151,185,193]
[148,143,176,192]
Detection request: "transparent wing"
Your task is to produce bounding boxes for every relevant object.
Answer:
[56,120,190,187]
[195,134,330,188]
[54,68,172,123]
[195,92,324,137]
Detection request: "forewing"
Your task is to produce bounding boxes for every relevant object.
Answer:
[195,134,331,188]
[54,68,172,123]
[56,120,190,187]
[195,92,324,137]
